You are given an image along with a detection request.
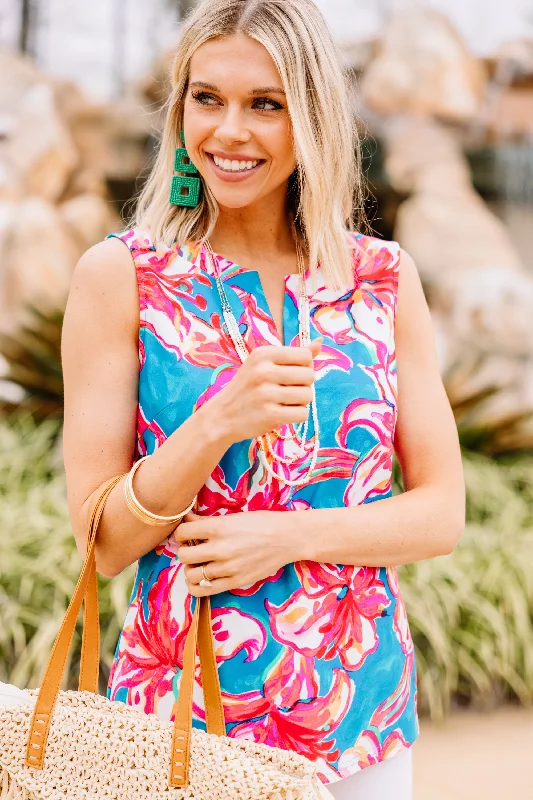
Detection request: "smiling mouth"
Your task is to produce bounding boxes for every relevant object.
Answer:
[206,152,266,173]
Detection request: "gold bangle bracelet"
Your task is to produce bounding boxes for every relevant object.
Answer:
[124,455,197,526]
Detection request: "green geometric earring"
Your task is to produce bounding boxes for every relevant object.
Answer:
[169,129,201,207]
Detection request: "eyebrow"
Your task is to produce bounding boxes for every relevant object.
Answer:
[189,81,286,96]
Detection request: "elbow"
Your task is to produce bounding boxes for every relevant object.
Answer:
[421,478,466,558]
[94,547,127,579]
[436,505,466,557]
[72,497,127,579]
[73,532,125,580]
[95,560,121,580]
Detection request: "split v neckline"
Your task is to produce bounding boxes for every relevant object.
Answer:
[197,242,311,348]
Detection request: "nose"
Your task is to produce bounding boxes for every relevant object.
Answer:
[214,102,252,145]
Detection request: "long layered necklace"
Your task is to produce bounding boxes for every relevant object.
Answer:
[204,237,320,488]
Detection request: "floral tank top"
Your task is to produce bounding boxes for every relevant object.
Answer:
[105,226,418,785]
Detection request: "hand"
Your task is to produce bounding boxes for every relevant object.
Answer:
[174,509,299,596]
[211,338,322,445]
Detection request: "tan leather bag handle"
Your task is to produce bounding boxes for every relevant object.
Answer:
[25,473,225,789]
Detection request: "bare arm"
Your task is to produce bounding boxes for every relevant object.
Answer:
[61,238,232,578]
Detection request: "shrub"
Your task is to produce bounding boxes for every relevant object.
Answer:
[0,413,134,694]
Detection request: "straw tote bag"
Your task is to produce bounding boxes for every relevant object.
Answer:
[0,474,334,800]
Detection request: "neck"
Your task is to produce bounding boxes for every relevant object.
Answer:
[207,185,297,267]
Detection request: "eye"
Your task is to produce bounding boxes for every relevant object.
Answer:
[190,90,283,112]
[254,97,283,111]
[191,90,219,106]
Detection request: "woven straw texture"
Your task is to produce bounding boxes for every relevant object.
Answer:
[0,689,331,800]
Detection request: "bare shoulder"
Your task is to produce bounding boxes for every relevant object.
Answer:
[396,247,438,367]
[398,247,421,282]
[397,247,427,308]
[70,236,138,300]
[64,237,139,345]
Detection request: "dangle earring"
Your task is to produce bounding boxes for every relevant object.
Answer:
[169,129,201,207]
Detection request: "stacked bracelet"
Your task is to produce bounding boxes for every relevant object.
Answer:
[124,455,197,526]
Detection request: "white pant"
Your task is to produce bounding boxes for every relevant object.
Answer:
[328,747,413,800]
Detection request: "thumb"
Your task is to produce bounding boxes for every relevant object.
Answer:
[181,510,201,523]
[309,337,323,354]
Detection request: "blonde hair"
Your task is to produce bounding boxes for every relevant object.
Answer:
[129,0,368,290]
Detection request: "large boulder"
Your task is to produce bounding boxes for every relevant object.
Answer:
[384,118,524,311]
[0,197,79,334]
[383,116,533,451]
[361,9,487,122]
[59,192,116,254]
[0,52,123,338]
[7,81,78,203]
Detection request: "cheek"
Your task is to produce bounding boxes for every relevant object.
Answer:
[271,123,296,172]
[182,108,210,157]
[278,149,297,179]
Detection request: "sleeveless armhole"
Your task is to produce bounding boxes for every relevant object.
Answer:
[388,240,401,344]
[382,239,401,443]
[104,229,147,363]
[105,227,146,303]
[379,237,401,367]
[104,229,148,458]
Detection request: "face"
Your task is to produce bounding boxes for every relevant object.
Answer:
[182,33,296,210]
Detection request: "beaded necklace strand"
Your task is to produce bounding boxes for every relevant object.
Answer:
[204,238,320,488]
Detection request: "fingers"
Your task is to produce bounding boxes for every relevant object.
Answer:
[176,541,214,564]
[308,338,323,354]
[184,561,223,584]
[173,516,209,543]
[269,385,314,406]
[264,338,323,367]
[186,576,231,597]
[273,364,316,386]
[183,562,231,597]
[173,516,220,564]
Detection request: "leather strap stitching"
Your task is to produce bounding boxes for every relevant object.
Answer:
[24,471,226,789]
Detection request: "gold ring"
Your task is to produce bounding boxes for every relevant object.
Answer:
[199,564,213,587]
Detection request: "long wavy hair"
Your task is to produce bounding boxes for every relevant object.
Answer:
[129,0,368,290]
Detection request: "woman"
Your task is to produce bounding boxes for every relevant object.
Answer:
[61,0,465,797]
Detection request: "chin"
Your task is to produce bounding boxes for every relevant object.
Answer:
[210,190,260,209]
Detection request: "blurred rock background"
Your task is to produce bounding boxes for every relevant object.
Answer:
[1,1,533,797]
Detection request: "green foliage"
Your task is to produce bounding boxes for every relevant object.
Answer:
[0,413,135,694]
[0,306,64,420]
[1,414,532,717]
[398,451,533,719]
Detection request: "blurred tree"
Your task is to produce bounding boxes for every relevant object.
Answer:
[19,0,39,56]
[112,0,126,98]
[177,0,197,17]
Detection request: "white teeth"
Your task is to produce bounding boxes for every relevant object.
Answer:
[212,155,259,172]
